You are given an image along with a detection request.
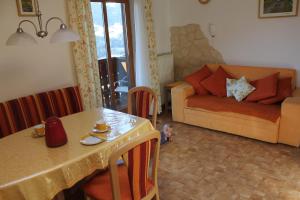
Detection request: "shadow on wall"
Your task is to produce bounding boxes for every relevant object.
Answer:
[171,24,225,80]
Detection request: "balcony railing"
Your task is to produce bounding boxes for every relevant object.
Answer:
[98,57,128,110]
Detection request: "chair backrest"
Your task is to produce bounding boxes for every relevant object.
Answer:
[109,130,161,200]
[128,87,158,128]
[0,86,83,138]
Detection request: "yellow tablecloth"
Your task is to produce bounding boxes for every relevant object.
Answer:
[0,108,154,200]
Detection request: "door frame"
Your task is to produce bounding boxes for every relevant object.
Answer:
[90,0,136,89]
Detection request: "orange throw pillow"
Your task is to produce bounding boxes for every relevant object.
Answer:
[259,77,292,104]
[201,66,233,97]
[184,65,212,95]
[246,73,279,102]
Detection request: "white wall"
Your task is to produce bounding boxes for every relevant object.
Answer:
[0,0,76,102]
[3,0,298,102]
[153,0,171,54]
[166,0,300,86]
[152,0,174,103]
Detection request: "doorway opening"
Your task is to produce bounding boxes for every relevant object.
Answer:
[91,0,135,111]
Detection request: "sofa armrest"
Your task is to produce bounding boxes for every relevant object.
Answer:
[279,97,300,147]
[171,83,195,122]
[293,87,300,97]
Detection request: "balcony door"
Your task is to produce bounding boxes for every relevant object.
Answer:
[91,0,135,111]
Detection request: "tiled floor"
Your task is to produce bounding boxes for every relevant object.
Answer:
[157,116,300,200]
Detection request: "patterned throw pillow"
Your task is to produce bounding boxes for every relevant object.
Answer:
[226,78,237,97]
[226,77,256,102]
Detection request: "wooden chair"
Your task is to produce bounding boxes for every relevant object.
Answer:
[128,87,158,128]
[82,130,161,200]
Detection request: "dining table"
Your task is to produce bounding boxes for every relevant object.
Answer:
[0,108,154,200]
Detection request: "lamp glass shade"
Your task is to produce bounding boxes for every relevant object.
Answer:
[50,28,80,44]
[6,31,37,46]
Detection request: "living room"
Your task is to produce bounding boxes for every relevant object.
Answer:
[0,0,300,199]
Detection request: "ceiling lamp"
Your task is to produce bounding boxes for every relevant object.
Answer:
[6,0,80,46]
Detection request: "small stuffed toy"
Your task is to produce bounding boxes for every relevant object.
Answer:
[160,124,173,144]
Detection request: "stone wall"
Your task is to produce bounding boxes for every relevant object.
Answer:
[171,24,225,80]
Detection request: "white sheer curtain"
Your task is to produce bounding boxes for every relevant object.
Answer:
[130,0,162,113]
[131,0,151,87]
[67,0,102,110]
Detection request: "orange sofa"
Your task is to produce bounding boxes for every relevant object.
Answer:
[172,64,300,147]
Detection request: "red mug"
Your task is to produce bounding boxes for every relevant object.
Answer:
[45,116,68,148]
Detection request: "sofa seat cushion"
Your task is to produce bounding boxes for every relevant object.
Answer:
[186,95,280,123]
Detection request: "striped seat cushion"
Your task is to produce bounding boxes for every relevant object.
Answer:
[0,101,25,137]
[61,86,83,114]
[83,164,133,200]
[34,91,56,120]
[132,90,154,119]
[19,96,43,127]
[83,139,158,200]
[0,86,83,138]
[0,96,43,138]
[128,139,157,199]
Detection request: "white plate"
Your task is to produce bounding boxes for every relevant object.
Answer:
[80,136,104,146]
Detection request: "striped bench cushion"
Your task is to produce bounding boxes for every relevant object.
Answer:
[0,86,83,138]
[128,139,157,199]
[132,90,155,119]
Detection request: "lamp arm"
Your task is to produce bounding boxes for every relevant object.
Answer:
[45,17,65,33]
[18,20,38,34]
[35,0,43,31]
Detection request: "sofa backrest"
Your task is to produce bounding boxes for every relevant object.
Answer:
[0,86,83,138]
[206,64,297,89]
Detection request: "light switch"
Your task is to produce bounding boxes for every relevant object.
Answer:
[208,23,216,38]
